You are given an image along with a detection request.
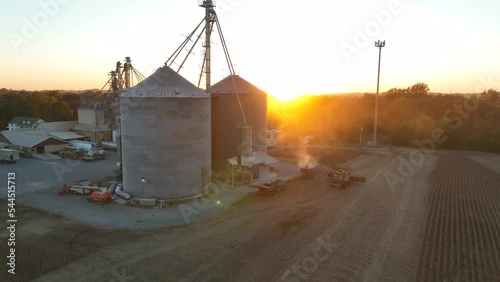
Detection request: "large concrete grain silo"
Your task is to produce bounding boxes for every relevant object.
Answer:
[120,66,211,199]
[209,75,267,170]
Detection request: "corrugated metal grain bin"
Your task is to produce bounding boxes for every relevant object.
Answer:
[120,66,211,199]
[209,75,267,170]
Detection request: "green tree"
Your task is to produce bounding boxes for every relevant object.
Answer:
[409,82,430,96]
[47,102,74,121]
[61,93,81,119]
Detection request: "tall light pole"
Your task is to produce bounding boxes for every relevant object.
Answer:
[373,40,385,146]
[360,127,363,147]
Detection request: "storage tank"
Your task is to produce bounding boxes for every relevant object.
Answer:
[68,140,97,152]
[120,66,211,199]
[209,75,267,170]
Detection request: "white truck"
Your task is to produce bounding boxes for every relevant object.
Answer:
[68,141,105,157]
[0,149,20,163]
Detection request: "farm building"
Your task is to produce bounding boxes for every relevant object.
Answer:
[0,120,86,157]
[39,121,87,141]
[0,130,67,156]
[7,117,44,131]
[74,100,113,142]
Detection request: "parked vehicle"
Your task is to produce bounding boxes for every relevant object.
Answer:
[86,191,112,205]
[68,140,105,157]
[328,165,366,188]
[0,149,20,163]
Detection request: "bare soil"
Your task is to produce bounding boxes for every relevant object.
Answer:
[417,152,500,281]
[1,147,499,282]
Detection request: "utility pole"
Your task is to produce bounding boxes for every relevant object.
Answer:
[360,127,363,147]
[373,40,385,146]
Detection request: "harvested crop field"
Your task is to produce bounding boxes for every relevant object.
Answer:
[417,153,500,281]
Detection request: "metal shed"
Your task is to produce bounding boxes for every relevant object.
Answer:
[120,66,211,199]
[0,130,67,154]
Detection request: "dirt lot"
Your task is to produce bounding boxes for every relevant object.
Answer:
[1,146,500,281]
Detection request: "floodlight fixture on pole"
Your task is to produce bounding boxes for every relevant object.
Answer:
[373,40,385,146]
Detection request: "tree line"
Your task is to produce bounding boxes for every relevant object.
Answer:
[1,84,499,153]
[269,83,500,153]
[0,89,104,129]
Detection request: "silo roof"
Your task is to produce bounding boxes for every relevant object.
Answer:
[209,75,266,95]
[122,66,209,98]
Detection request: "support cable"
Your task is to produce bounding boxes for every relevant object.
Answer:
[177,23,207,73]
[100,76,113,92]
[165,18,205,67]
[214,13,247,125]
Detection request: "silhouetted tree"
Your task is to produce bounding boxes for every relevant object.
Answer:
[409,82,430,96]
[269,84,500,153]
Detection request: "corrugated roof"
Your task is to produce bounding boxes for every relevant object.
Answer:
[209,75,266,95]
[8,117,25,124]
[0,134,9,144]
[72,124,111,132]
[121,66,210,99]
[227,151,278,167]
[40,121,78,132]
[0,131,67,148]
[8,116,44,127]
[48,131,86,140]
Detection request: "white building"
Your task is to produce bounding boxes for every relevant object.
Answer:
[7,117,44,131]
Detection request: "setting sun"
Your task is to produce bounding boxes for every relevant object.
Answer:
[269,92,303,102]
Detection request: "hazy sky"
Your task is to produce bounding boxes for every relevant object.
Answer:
[1,0,499,100]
